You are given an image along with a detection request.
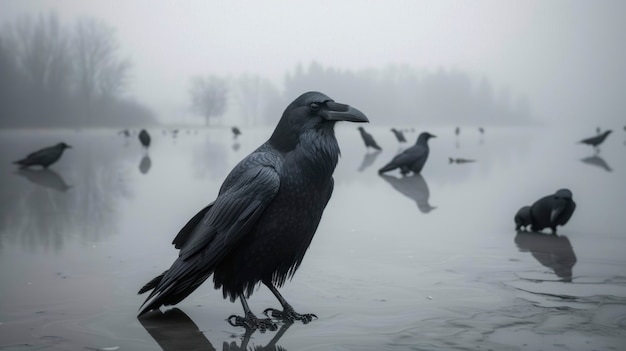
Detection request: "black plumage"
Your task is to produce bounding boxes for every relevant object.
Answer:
[138,91,368,329]
[139,129,151,148]
[514,206,531,231]
[357,126,382,150]
[530,189,576,234]
[390,128,406,143]
[378,132,436,175]
[578,130,612,149]
[232,126,242,139]
[13,142,72,169]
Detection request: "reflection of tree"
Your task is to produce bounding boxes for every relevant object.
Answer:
[514,231,577,282]
[139,308,291,351]
[379,174,436,213]
[0,132,134,252]
[191,135,229,180]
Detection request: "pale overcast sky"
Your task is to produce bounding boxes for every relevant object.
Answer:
[2,0,625,126]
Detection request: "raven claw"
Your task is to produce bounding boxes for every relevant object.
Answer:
[227,314,277,331]
[263,308,317,324]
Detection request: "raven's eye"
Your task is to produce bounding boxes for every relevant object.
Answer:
[309,102,320,112]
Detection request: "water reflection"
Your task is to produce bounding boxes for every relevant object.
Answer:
[139,308,291,351]
[514,231,577,282]
[139,154,152,174]
[379,174,436,213]
[357,150,381,172]
[16,168,72,192]
[580,155,612,172]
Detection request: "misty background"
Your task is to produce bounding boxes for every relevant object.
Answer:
[0,0,624,128]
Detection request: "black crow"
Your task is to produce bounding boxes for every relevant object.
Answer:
[390,128,407,143]
[514,206,531,231]
[478,127,484,135]
[578,130,612,150]
[357,126,382,150]
[13,142,72,169]
[455,126,460,136]
[530,189,576,234]
[139,129,151,148]
[378,132,436,175]
[138,91,368,329]
[448,157,475,164]
[232,126,242,139]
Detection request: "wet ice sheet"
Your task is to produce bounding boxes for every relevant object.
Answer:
[0,126,625,350]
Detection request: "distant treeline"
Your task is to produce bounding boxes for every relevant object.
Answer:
[0,12,156,128]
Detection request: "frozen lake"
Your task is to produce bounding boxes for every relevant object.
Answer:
[0,125,625,350]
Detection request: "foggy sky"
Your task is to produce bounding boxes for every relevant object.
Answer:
[2,0,625,126]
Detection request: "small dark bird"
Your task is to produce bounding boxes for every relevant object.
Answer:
[390,128,407,143]
[514,206,531,231]
[448,157,475,164]
[378,132,436,175]
[139,129,151,148]
[529,189,576,234]
[232,126,242,139]
[13,142,72,169]
[357,126,382,150]
[478,127,484,135]
[138,92,368,329]
[455,126,460,136]
[119,129,130,137]
[578,130,612,151]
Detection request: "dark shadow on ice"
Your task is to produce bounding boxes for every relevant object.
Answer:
[514,231,577,282]
[379,174,436,213]
[358,150,381,172]
[15,168,72,192]
[580,155,612,172]
[138,308,291,351]
[232,141,241,152]
[139,154,152,174]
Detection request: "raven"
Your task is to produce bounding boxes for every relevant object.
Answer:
[530,189,576,234]
[138,91,368,330]
[390,128,407,143]
[357,126,382,150]
[13,142,72,169]
[232,126,242,139]
[139,129,151,148]
[578,130,612,151]
[378,132,436,175]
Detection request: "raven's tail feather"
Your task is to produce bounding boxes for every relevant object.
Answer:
[138,270,168,295]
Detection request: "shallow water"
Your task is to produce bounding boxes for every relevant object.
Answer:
[0,125,625,350]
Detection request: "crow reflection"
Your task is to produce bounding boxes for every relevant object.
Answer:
[139,155,152,174]
[357,150,381,172]
[580,155,612,172]
[379,174,436,213]
[16,168,71,192]
[138,308,291,351]
[514,231,577,282]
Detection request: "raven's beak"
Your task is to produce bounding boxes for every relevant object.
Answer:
[322,101,369,123]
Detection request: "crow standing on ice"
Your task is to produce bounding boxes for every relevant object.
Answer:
[578,130,611,151]
[138,91,368,330]
[357,126,382,150]
[232,126,242,139]
[530,189,576,234]
[378,132,436,175]
[390,128,407,143]
[13,142,72,169]
[139,129,151,148]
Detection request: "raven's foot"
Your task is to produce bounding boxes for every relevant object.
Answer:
[227,313,277,331]
[263,306,317,324]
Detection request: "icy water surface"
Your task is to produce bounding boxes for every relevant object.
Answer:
[0,126,625,350]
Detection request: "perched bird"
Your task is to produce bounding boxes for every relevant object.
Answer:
[357,126,382,150]
[478,127,484,135]
[529,189,576,234]
[455,126,460,136]
[448,157,475,164]
[232,126,242,139]
[139,129,151,148]
[514,206,531,231]
[13,142,72,169]
[137,92,368,329]
[578,130,612,151]
[378,132,436,175]
[390,128,407,143]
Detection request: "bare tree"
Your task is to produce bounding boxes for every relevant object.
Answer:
[189,75,228,126]
[233,74,280,126]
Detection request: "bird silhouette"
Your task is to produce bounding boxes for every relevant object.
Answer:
[138,92,368,330]
[390,128,407,143]
[139,129,151,148]
[232,126,242,139]
[529,189,576,234]
[13,142,72,169]
[357,126,382,150]
[578,130,612,152]
[378,132,436,175]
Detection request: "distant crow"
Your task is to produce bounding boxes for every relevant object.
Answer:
[232,126,242,139]
[455,126,460,136]
[578,130,612,150]
[378,132,436,175]
[530,189,576,234]
[478,127,484,135]
[390,128,406,143]
[138,91,368,330]
[139,129,151,148]
[357,126,382,150]
[448,157,475,164]
[13,142,72,169]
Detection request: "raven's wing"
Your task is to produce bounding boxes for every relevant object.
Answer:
[15,146,52,163]
[139,162,280,313]
[391,144,427,166]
